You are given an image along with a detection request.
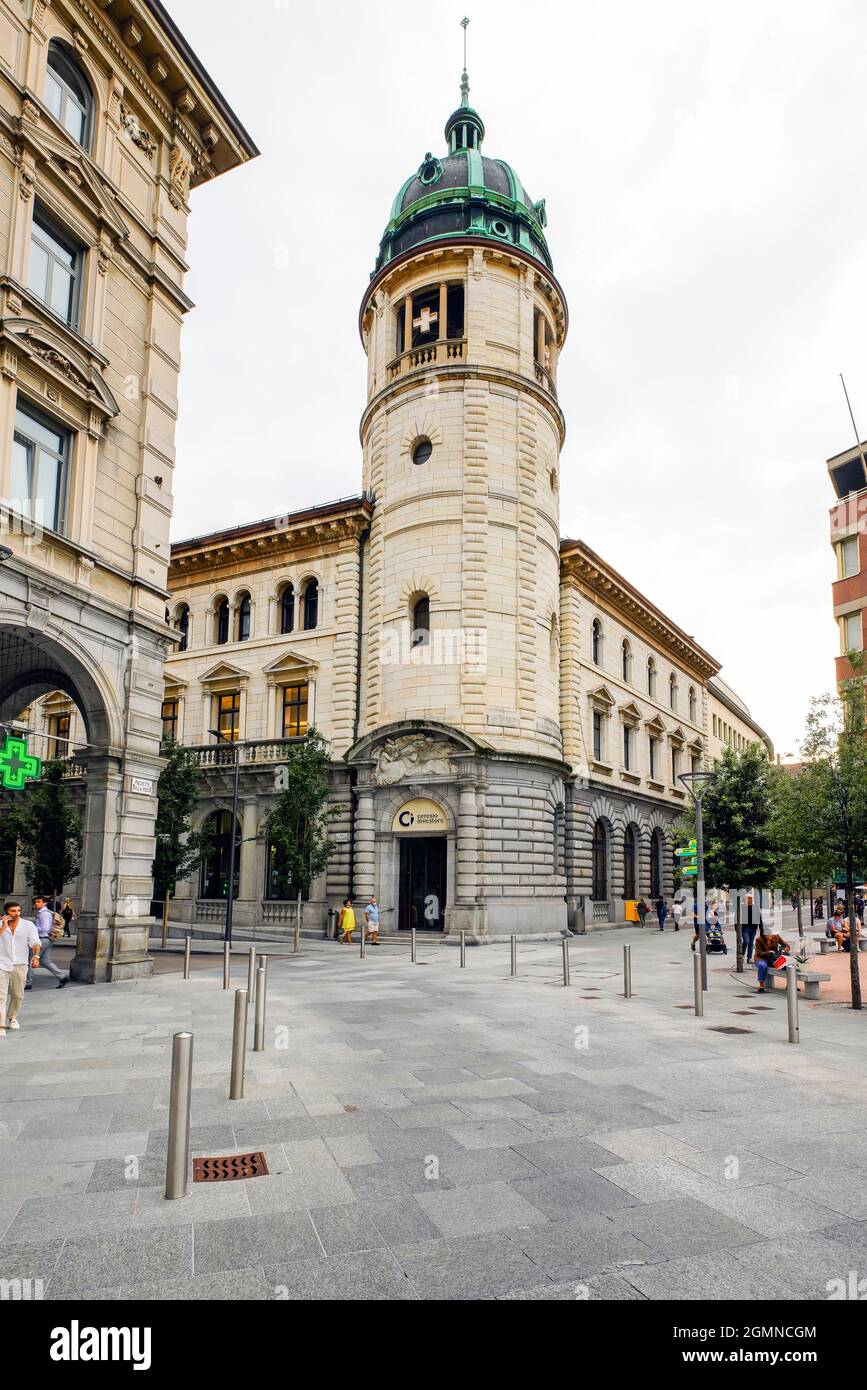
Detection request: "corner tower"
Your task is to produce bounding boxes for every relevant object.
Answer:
[349,67,570,938]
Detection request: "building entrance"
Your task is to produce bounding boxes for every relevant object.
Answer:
[398,836,447,931]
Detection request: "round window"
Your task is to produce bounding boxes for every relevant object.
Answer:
[412,437,433,466]
[491,219,509,238]
[418,153,443,187]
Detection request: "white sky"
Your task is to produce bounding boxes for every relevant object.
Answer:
[168,0,867,757]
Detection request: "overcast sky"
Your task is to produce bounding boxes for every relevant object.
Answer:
[167,0,867,757]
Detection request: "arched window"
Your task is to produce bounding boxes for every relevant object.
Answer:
[215,598,229,646]
[669,673,678,711]
[175,604,189,653]
[411,595,430,648]
[280,584,295,635]
[650,827,664,899]
[302,578,319,631]
[45,41,93,150]
[591,617,603,665]
[199,810,240,900]
[623,826,637,901]
[592,820,608,901]
[237,594,251,642]
[688,686,697,722]
[647,656,657,697]
[621,639,632,682]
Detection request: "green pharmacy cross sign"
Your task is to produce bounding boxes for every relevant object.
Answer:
[0,734,42,791]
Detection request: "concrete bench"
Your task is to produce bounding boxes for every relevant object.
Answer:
[812,935,866,955]
[760,965,831,1000]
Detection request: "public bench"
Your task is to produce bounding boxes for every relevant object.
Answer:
[758,965,831,1000]
[812,935,867,955]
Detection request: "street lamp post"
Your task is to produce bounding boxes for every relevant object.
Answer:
[679,769,716,991]
[210,728,240,946]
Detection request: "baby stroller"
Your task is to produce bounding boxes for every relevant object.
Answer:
[705,920,728,954]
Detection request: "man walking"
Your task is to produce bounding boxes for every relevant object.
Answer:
[365,896,380,945]
[32,895,68,988]
[0,902,41,1035]
[741,892,760,965]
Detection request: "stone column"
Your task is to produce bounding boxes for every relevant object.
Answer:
[240,797,259,929]
[71,753,154,983]
[456,781,478,906]
[354,780,376,901]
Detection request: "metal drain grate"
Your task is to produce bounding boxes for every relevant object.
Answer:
[193,1152,269,1183]
[707,1025,753,1035]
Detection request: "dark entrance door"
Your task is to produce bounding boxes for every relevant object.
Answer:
[399,837,447,931]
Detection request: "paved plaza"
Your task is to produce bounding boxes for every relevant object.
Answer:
[2,918,867,1301]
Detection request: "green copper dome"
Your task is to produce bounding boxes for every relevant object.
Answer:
[373,80,551,276]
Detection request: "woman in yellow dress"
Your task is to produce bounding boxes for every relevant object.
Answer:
[338,898,355,944]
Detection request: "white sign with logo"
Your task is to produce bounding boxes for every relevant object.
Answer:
[391,798,448,833]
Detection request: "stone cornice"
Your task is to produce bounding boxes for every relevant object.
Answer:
[360,362,566,448]
[170,500,373,581]
[560,539,721,683]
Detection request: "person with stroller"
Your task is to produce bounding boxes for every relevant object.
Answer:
[754,924,792,992]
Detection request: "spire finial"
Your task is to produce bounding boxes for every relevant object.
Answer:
[460,16,470,106]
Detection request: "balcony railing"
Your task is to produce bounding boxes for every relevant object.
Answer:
[534,361,558,398]
[387,337,466,381]
[187,738,302,769]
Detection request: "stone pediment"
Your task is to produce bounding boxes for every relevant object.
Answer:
[618,700,642,724]
[645,714,667,736]
[262,648,318,679]
[587,684,616,710]
[669,725,687,745]
[199,661,248,685]
[2,319,119,419]
[26,125,130,242]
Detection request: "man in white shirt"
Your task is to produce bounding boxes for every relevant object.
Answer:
[0,901,41,1035]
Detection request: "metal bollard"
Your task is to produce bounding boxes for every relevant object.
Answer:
[229,988,248,1100]
[183,935,191,980]
[254,964,266,1052]
[460,930,466,968]
[247,945,257,1004]
[623,943,632,998]
[693,951,703,1017]
[411,927,417,963]
[164,1030,193,1200]
[360,922,366,958]
[511,934,517,978]
[222,941,230,990]
[786,962,800,1044]
[562,936,571,987]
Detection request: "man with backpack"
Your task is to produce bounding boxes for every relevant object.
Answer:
[32,895,68,988]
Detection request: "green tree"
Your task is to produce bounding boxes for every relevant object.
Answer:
[0,803,20,891]
[769,766,835,948]
[15,759,82,899]
[780,666,867,1009]
[151,738,212,946]
[264,729,338,950]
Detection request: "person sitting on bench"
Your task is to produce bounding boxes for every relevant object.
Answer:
[755,926,792,992]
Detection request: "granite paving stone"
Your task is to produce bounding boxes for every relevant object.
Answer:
[415,1180,549,1238]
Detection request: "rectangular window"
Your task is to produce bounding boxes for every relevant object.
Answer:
[842,536,860,579]
[282,683,309,738]
[12,400,70,533]
[623,724,631,770]
[47,711,70,760]
[216,691,241,742]
[649,736,657,779]
[592,710,603,762]
[161,699,179,741]
[28,208,82,327]
[671,746,680,783]
[844,611,863,653]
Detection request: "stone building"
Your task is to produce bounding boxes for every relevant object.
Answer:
[148,77,771,941]
[0,0,255,979]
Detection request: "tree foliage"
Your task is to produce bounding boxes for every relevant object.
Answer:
[151,737,212,896]
[680,744,779,889]
[264,729,337,895]
[14,759,82,896]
